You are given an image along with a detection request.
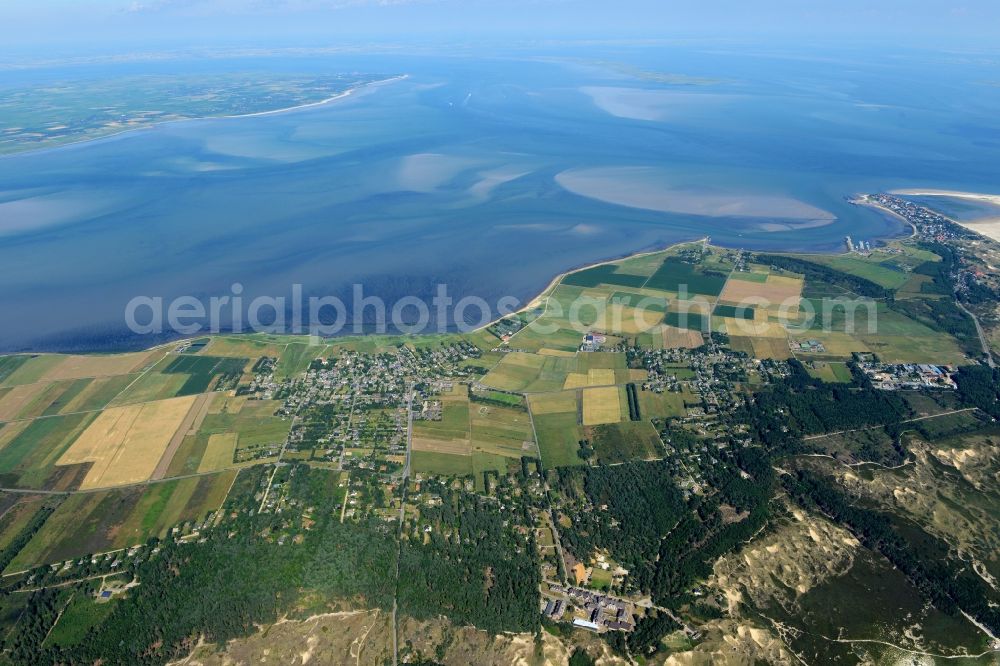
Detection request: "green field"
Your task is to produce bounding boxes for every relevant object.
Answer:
[275,343,319,380]
[637,389,691,419]
[561,264,648,288]
[38,378,93,416]
[533,412,585,468]
[663,311,707,332]
[805,362,854,384]
[0,356,30,385]
[481,352,579,392]
[414,395,470,441]
[0,356,64,387]
[470,404,534,458]
[609,291,668,312]
[411,450,473,477]
[162,355,248,395]
[64,375,137,413]
[728,271,768,283]
[644,258,728,296]
[0,412,96,489]
[789,254,912,290]
[587,421,663,464]
[713,304,755,320]
[7,471,235,572]
[198,400,291,456]
[45,594,119,648]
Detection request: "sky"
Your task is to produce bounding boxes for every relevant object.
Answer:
[2,0,999,54]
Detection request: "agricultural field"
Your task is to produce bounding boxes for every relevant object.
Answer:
[784,253,913,290]
[717,272,804,318]
[0,496,53,551]
[581,386,623,426]
[586,421,663,465]
[57,395,198,490]
[644,257,728,296]
[176,395,291,470]
[470,403,534,458]
[0,352,158,388]
[532,412,584,469]
[508,245,739,345]
[411,386,536,478]
[636,388,693,419]
[411,387,472,473]
[804,361,854,383]
[6,470,236,573]
[411,450,473,477]
[480,352,580,393]
[108,353,247,405]
[161,355,248,395]
[200,335,285,359]
[661,325,705,348]
[0,412,98,490]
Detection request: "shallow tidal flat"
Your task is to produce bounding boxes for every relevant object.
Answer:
[4,48,1000,351]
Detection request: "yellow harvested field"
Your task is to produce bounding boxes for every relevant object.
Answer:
[662,326,704,349]
[499,351,546,369]
[562,368,616,389]
[0,383,50,421]
[528,391,579,415]
[719,274,803,308]
[604,304,663,335]
[751,337,794,360]
[587,368,616,385]
[203,337,284,359]
[199,433,238,473]
[57,395,198,490]
[582,387,622,426]
[152,392,215,479]
[209,394,244,415]
[411,437,471,456]
[42,351,159,382]
[718,319,788,338]
[537,348,577,357]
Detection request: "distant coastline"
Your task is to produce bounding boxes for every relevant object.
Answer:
[220,74,408,119]
[0,75,408,160]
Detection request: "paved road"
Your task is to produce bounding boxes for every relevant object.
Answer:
[391,385,414,666]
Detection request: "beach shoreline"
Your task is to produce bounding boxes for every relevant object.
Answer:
[891,189,1000,243]
[473,237,711,334]
[891,188,1000,207]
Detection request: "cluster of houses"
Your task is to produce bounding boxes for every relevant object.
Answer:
[865,194,965,243]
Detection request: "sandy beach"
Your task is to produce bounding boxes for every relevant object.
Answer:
[891,189,1000,242]
[891,188,1000,206]
[224,74,408,119]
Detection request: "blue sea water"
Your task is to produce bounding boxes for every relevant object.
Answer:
[2,45,1000,351]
